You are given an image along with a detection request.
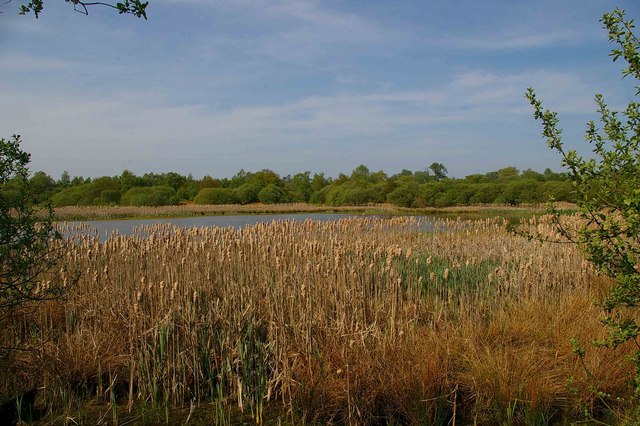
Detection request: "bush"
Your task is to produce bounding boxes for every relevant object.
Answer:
[419,182,444,206]
[0,135,62,321]
[121,186,176,206]
[258,184,289,204]
[309,186,331,205]
[469,183,504,204]
[387,182,419,207]
[542,180,574,202]
[51,177,119,206]
[496,180,544,205]
[193,187,239,205]
[100,189,121,205]
[431,182,474,207]
[236,182,262,204]
[326,183,378,206]
[526,7,640,393]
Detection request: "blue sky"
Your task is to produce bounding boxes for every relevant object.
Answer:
[1,0,638,179]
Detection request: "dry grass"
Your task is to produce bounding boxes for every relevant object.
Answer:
[48,202,566,221]
[2,214,634,424]
[50,203,388,221]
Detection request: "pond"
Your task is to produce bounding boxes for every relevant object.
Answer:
[59,213,369,240]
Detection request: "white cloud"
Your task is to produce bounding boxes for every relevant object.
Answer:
[0,67,593,177]
[160,0,405,63]
[257,2,404,62]
[444,29,583,50]
[0,14,56,35]
[0,52,109,72]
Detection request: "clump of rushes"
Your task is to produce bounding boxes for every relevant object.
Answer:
[1,215,636,424]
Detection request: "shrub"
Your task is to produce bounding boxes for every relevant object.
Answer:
[469,183,504,204]
[51,177,119,206]
[326,183,378,206]
[387,182,419,207]
[496,180,544,205]
[236,182,262,205]
[193,187,239,205]
[0,135,62,321]
[309,186,331,205]
[121,186,176,206]
[526,7,640,395]
[258,184,289,204]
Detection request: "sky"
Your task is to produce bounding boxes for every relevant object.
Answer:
[1,0,639,179]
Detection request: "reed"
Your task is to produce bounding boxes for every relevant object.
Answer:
[1,215,633,424]
[48,202,563,221]
[50,203,388,221]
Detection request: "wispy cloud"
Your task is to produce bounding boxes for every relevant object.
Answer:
[444,29,583,50]
[3,0,634,178]
[258,2,405,62]
[161,0,406,63]
[0,52,110,72]
[0,68,592,177]
[0,14,56,35]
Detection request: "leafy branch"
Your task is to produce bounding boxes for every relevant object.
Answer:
[9,0,148,18]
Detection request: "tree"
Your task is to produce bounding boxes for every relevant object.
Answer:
[12,0,148,19]
[526,8,640,390]
[287,171,313,203]
[497,166,519,179]
[57,171,71,188]
[193,187,238,205]
[428,162,448,181]
[350,164,371,181]
[258,184,289,204]
[0,135,62,323]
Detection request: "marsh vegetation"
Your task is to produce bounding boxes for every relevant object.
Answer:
[1,216,634,424]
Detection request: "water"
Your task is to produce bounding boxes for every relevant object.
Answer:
[60,213,364,240]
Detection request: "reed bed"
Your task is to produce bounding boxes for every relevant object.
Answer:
[2,215,634,424]
[49,203,385,221]
[48,202,561,221]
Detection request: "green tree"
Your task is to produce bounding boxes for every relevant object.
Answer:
[258,184,289,204]
[526,7,640,391]
[350,164,371,181]
[119,169,141,193]
[121,185,176,206]
[496,179,543,205]
[235,182,261,204]
[428,162,448,181]
[387,181,419,207]
[199,175,220,190]
[311,173,330,192]
[0,135,62,322]
[57,171,71,188]
[193,187,238,205]
[51,176,118,206]
[287,171,313,202]
[497,166,519,179]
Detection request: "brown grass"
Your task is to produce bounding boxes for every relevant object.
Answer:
[48,202,566,221]
[50,203,389,221]
[1,214,634,424]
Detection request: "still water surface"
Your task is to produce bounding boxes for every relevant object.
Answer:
[61,213,364,240]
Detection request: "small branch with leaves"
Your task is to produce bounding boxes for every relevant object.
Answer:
[5,0,148,18]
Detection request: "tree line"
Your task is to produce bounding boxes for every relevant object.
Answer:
[10,162,575,208]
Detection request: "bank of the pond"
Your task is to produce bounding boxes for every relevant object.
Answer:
[49,203,567,222]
